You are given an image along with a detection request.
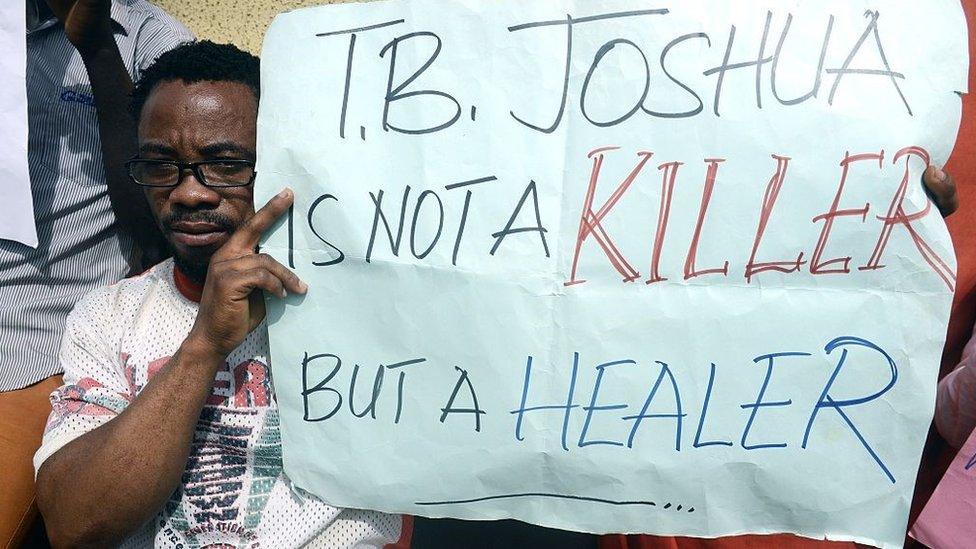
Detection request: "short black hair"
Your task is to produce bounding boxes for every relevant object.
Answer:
[132,40,260,119]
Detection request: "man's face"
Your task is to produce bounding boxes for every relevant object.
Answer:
[139,80,257,281]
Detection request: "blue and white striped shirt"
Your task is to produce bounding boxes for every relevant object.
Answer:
[0,1,193,391]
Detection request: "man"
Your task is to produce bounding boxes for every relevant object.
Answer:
[0,1,190,545]
[30,25,961,549]
[33,40,402,548]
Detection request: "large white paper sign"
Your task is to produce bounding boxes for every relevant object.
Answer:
[256,1,968,546]
[0,1,37,247]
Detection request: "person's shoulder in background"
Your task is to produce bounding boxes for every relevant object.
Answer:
[936,323,976,449]
[116,0,196,77]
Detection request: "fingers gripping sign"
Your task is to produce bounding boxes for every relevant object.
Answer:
[922,165,959,218]
[189,188,307,358]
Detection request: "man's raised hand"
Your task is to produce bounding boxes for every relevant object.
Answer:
[44,0,114,55]
[188,188,307,359]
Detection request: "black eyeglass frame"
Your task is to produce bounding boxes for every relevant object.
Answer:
[125,158,258,188]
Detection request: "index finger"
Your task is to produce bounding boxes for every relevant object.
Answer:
[222,188,294,255]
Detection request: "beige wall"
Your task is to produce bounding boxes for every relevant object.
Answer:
[153,0,354,53]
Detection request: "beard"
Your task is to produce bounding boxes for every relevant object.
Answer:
[160,207,237,285]
[171,250,211,285]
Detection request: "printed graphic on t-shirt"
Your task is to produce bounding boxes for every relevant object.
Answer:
[162,360,281,549]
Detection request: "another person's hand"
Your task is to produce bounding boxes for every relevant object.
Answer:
[924,165,959,217]
[187,188,307,358]
[44,0,114,55]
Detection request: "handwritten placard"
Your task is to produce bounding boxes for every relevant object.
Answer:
[256,1,968,547]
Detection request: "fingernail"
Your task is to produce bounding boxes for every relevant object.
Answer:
[278,188,292,198]
[934,166,947,182]
[299,281,309,293]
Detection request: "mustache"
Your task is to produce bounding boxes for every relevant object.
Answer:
[161,209,236,233]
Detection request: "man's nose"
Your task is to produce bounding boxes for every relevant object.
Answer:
[168,168,221,209]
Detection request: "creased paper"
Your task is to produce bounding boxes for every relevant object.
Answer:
[256,1,968,547]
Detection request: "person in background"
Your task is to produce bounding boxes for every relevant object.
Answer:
[0,1,191,546]
[33,40,403,548]
[935,325,976,449]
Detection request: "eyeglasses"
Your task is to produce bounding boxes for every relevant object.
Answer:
[126,158,257,188]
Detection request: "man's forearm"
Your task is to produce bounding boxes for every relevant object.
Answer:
[37,339,225,548]
[81,44,168,270]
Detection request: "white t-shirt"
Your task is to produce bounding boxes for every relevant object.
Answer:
[34,259,402,548]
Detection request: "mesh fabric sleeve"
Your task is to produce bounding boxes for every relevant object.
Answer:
[33,288,134,474]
